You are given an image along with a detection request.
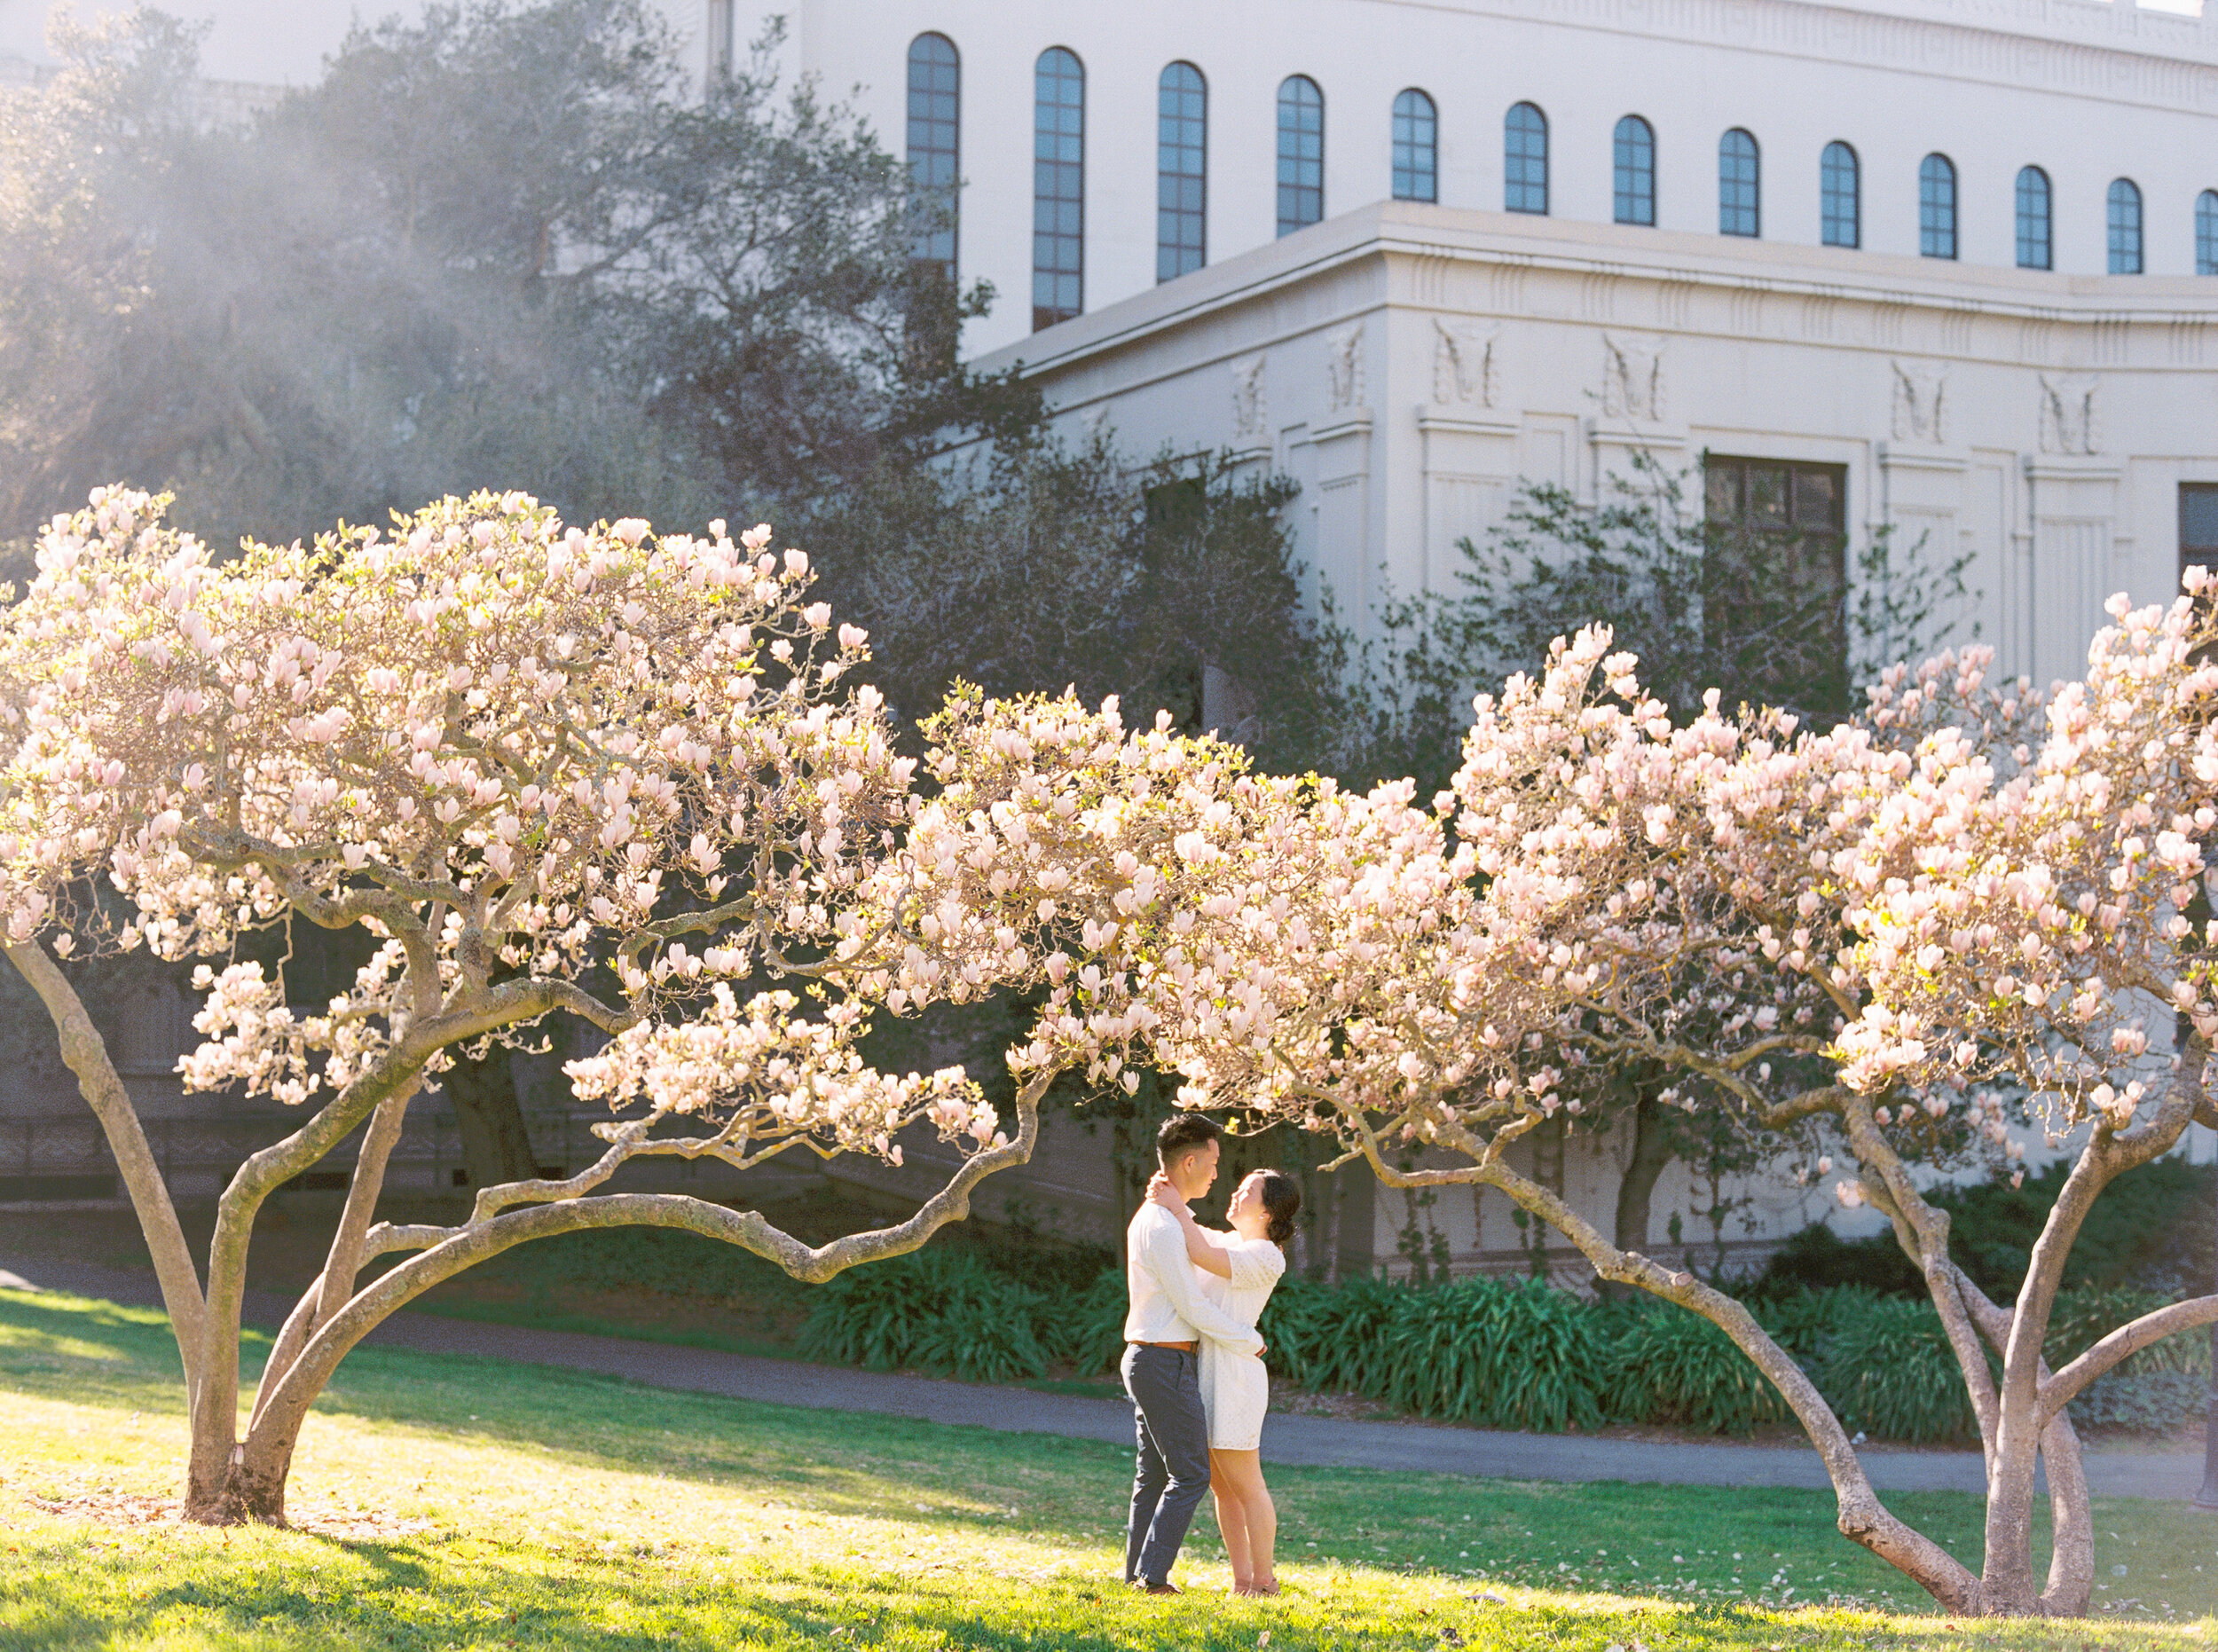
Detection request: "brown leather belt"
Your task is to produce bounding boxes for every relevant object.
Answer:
[1129,1339,1198,1352]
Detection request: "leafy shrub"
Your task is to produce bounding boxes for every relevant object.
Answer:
[1051,1265,1130,1377]
[905,1288,1051,1385]
[1612,1302,1791,1436]
[1752,1284,1882,1362]
[1808,1296,1981,1445]
[2047,1286,2211,1379]
[1755,1159,2214,1302]
[1749,1224,1923,1299]
[1260,1276,1410,1394]
[799,1250,1054,1383]
[1388,1278,1615,1432]
[2067,1370,2206,1435]
[1264,1276,1611,1432]
[1934,1156,2209,1297]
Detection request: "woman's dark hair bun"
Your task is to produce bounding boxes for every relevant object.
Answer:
[1256,1169,1302,1246]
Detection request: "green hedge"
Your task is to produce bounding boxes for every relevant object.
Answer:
[797,1250,2206,1440]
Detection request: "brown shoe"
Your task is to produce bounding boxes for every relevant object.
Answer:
[1135,1580,1181,1595]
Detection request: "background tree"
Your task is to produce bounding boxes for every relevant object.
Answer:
[1342,452,1973,1267]
[0,2,1353,1184]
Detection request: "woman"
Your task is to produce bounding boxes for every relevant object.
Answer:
[1146,1167,1302,1597]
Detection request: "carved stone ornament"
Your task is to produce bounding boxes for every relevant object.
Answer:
[1325,324,1365,412]
[1229,353,1269,441]
[1890,359,1947,444]
[2038,374,2098,455]
[1431,319,1499,408]
[1601,334,1665,421]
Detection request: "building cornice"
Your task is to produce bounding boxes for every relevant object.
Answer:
[975,202,2218,391]
[1349,0,2218,108]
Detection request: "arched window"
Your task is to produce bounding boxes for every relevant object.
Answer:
[1277,75,1324,237]
[2198,190,2218,277]
[1918,153,1957,260]
[1157,62,1207,282]
[1392,88,1437,203]
[905,34,960,282]
[1613,115,1655,226]
[2016,166,2052,271]
[1032,47,1085,330]
[1820,141,1859,248]
[1718,128,1759,237]
[1505,102,1548,214]
[2108,177,2143,274]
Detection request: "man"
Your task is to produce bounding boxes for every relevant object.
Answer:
[1121,1113,1263,1594]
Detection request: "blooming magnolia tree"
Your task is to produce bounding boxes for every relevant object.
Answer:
[0,488,1239,1526]
[1128,618,2216,1618]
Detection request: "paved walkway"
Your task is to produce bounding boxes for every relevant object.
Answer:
[3,1258,2199,1501]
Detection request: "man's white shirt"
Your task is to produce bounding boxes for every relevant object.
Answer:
[1121,1202,1264,1356]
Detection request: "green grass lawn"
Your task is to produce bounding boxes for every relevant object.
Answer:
[0,1287,2210,1651]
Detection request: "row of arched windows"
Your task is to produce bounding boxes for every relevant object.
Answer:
[906,35,2218,334]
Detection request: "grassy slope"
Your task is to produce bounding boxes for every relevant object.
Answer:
[0,1289,2209,1651]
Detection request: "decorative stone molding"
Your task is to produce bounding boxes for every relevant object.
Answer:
[1430,319,1500,409]
[1601,333,1666,421]
[1229,352,1269,442]
[2038,374,2100,455]
[1890,359,1947,444]
[1325,324,1366,412]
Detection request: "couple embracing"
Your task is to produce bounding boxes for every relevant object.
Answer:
[1120,1113,1302,1597]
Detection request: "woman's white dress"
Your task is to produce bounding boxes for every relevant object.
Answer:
[1197,1236,1285,1451]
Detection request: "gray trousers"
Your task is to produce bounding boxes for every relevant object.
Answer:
[1121,1342,1210,1585]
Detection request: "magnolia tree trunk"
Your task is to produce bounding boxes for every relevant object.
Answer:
[11,941,1058,1527]
[1332,1097,2218,1618]
[1313,1095,2200,1614]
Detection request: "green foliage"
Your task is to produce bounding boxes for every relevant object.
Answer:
[799,1250,1058,1384]
[1613,1302,1793,1436]
[1264,1276,1614,1433]
[1931,1156,2212,1298]
[2067,1370,2206,1436]
[1750,1285,1885,1363]
[1754,1159,2214,1304]
[1343,452,1972,797]
[1806,1296,1982,1446]
[1261,1276,1412,1394]
[0,2,1012,545]
[1750,1224,1925,1300]
[806,446,1353,773]
[1056,1264,1132,1378]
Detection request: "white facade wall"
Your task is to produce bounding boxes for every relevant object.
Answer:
[13,2,2218,351]
[978,201,2218,690]
[755,0,2218,355]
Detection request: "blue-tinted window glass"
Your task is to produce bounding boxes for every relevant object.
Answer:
[2198,190,2218,277]
[1918,153,1957,260]
[1032,47,1084,330]
[1821,141,1859,248]
[905,34,960,280]
[1719,128,1759,237]
[2016,166,2051,271]
[1277,75,1324,237]
[1157,62,1207,282]
[1505,102,1548,214]
[2108,177,2143,274]
[1392,88,1436,203]
[1613,114,1655,226]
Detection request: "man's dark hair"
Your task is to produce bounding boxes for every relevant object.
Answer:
[1155,1113,1222,1169]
